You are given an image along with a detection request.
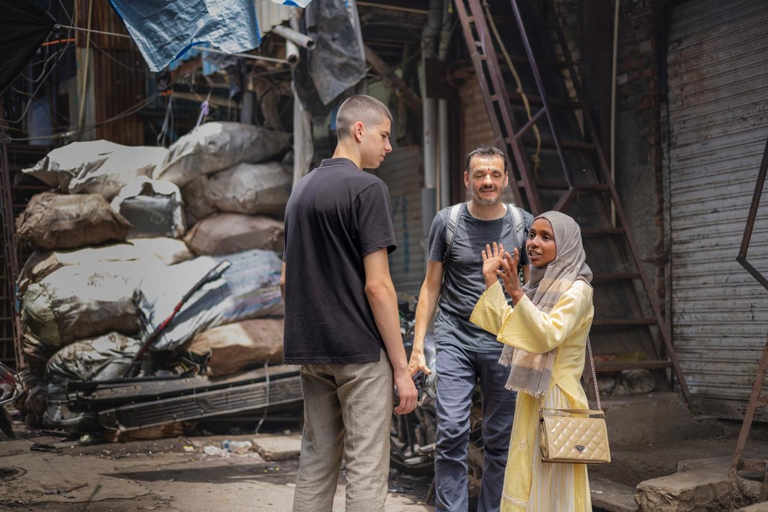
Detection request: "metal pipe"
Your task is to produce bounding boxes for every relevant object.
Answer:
[356,2,429,15]
[285,10,301,66]
[271,25,315,50]
[610,0,620,227]
[437,0,452,209]
[420,0,442,247]
[420,0,442,191]
[190,45,289,64]
[285,40,299,64]
[291,10,313,190]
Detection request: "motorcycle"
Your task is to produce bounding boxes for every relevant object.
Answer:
[391,301,485,487]
[0,362,23,438]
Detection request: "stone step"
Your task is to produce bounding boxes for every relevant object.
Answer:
[251,434,302,461]
[739,503,768,511]
[590,477,639,512]
[635,460,750,511]
[590,439,739,489]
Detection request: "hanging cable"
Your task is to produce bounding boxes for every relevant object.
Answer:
[195,90,211,128]
[156,94,174,146]
[5,92,158,142]
[254,362,271,435]
[482,0,542,172]
[77,0,95,130]
[59,24,132,39]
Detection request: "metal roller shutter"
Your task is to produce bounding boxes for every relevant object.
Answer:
[370,145,425,295]
[667,0,768,419]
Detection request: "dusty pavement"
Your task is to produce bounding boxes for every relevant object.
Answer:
[0,426,434,512]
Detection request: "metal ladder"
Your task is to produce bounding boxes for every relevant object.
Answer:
[454,0,693,405]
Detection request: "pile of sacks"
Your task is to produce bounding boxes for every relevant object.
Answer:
[14,122,293,428]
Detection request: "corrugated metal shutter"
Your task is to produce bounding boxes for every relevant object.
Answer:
[370,146,425,295]
[667,0,768,420]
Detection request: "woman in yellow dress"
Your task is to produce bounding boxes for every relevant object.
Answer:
[470,211,594,511]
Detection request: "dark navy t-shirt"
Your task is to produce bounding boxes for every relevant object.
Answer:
[282,158,397,364]
[428,204,531,353]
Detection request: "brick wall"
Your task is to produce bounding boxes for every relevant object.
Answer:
[552,0,666,312]
[614,0,666,311]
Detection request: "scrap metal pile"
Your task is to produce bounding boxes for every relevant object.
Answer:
[11,122,302,441]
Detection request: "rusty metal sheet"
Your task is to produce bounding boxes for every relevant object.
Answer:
[667,0,768,420]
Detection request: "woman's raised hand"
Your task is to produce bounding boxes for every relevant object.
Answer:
[482,242,505,289]
[499,248,523,297]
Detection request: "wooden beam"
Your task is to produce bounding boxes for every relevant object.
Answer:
[363,44,422,114]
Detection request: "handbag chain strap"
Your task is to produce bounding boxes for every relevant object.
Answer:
[537,334,602,418]
[586,335,602,412]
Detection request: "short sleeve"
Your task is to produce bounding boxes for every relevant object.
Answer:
[427,210,447,262]
[355,181,397,256]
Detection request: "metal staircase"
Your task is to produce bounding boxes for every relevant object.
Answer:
[454,0,693,405]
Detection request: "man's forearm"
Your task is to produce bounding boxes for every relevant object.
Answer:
[366,283,408,373]
[412,282,439,352]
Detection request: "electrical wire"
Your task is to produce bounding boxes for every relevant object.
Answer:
[4,92,159,142]
[77,0,95,128]
[1,37,74,125]
[14,45,67,84]
[90,39,150,73]
[59,24,132,40]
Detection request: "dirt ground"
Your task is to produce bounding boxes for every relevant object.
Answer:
[0,424,434,512]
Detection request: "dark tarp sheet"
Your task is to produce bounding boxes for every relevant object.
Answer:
[0,0,55,95]
[293,0,366,120]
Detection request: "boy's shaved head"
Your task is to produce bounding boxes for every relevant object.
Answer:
[336,95,393,140]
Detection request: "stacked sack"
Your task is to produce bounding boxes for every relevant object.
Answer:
[14,123,292,429]
[155,122,292,379]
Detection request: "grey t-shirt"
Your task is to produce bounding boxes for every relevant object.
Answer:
[428,204,532,353]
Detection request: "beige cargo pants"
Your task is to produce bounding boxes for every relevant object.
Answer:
[292,350,394,512]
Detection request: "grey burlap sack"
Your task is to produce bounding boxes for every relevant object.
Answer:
[21,262,142,348]
[18,238,193,294]
[22,140,167,201]
[181,162,292,223]
[16,192,133,251]
[46,333,141,382]
[155,122,291,187]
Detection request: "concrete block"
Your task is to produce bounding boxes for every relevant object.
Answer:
[636,466,747,511]
[252,434,302,461]
[739,503,768,511]
[590,477,640,512]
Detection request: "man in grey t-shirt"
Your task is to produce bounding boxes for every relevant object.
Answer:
[408,146,531,512]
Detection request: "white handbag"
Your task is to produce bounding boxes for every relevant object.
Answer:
[538,336,611,464]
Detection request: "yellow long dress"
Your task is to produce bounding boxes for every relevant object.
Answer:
[470,280,594,512]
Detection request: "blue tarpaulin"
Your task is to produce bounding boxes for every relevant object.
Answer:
[108,0,262,72]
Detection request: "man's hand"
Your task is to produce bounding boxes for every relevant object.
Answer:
[394,369,418,415]
[408,349,431,378]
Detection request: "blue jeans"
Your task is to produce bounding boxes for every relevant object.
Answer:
[434,343,516,512]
